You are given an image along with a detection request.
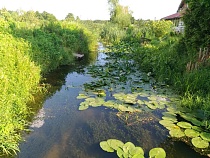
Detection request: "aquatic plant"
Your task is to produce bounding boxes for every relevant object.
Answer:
[191,137,209,149]
[159,104,210,151]
[100,139,166,158]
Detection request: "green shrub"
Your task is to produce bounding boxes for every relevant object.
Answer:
[100,23,126,44]
[0,13,98,155]
[0,32,40,155]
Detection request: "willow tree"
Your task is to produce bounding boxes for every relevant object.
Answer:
[108,0,133,28]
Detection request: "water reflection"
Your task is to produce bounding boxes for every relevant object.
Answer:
[15,44,208,158]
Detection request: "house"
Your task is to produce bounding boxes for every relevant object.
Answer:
[161,0,187,33]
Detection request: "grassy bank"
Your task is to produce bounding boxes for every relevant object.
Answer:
[100,18,210,130]
[101,17,210,109]
[0,10,97,155]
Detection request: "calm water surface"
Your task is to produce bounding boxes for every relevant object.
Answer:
[16,44,208,158]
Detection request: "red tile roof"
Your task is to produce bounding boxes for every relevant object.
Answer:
[161,12,181,20]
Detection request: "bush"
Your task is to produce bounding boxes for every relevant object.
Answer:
[100,23,126,44]
[0,13,98,155]
[0,32,40,155]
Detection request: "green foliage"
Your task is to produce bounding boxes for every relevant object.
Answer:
[65,13,75,21]
[183,0,210,53]
[200,132,210,142]
[100,23,126,44]
[0,32,40,155]
[0,9,98,155]
[177,121,192,129]
[169,129,185,138]
[108,0,133,28]
[111,4,132,28]
[40,11,57,22]
[191,137,209,149]
[147,20,173,38]
[108,0,119,18]
[149,148,166,158]
[184,129,200,138]
[100,139,166,158]
[122,20,173,43]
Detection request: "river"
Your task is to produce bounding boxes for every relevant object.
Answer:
[16,43,208,158]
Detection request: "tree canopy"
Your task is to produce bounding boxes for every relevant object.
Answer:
[183,0,210,52]
[108,0,133,28]
[65,13,75,21]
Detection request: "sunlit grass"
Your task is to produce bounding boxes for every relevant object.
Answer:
[0,16,98,155]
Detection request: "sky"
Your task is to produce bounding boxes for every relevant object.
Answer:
[0,0,181,20]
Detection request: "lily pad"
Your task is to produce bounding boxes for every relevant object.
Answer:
[162,112,176,117]
[114,93,138,104]
[117,147,124,158]
[145,102,157,110]
[132,153,145,158]
[192,126,203,132]
[100,141,114,152]
[137,100,145,105]
[93,89,106,97]
[167,106,178,113]
[159,120,175,128]
[200,132,210,142]
[177,121,192,129]
[169,129,185,138]
[103,100,116,107]
[129,147,144,156]
[184,129,200,138]
[107,139,124,150]
[89,98,105,107]
[123,142,136,153]
[191,137,209,148]
[149,148,166,158]
[157,103,165,109]
[78,105,89,111]
[85,97,96,102]
[162,116,177,123]
[148,96,157,101]
[165,125,180,131]
[76,93,88,99]
[118,104,130,112]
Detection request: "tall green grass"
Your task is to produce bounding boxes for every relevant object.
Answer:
[0,12,98,155]
[0,32,40,155]
[11,21,97,74]
[100,23,126,44]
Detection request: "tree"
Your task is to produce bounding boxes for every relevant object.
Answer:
[112,5,132,28]
[108,0,133,28]
[20,10,40,24]
[35,11,44,21]
[76,16,80,22]
[108,0,119,18]
[41,11,57,22]
[183,0,210,53]
[65,13,75,21]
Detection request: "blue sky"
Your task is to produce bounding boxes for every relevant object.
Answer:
[0,0,181,20]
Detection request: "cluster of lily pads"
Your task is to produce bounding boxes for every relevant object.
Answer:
[159,105,210,150]
[76,50,179,113]
[77,91,170,113]
[100,139,166,158]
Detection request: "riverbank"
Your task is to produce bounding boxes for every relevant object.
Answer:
[0,12,98,155]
